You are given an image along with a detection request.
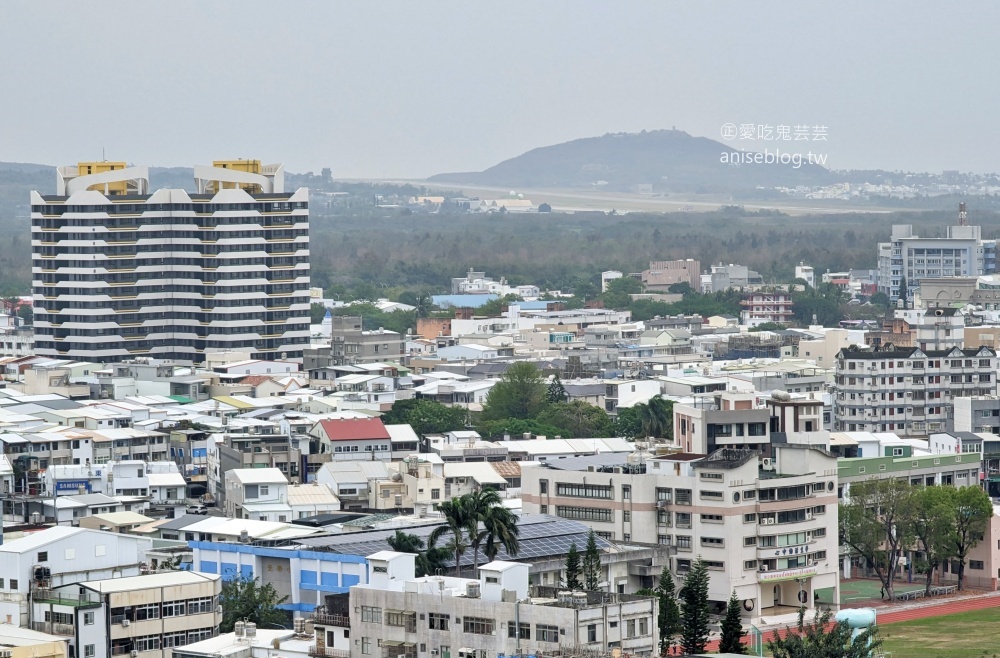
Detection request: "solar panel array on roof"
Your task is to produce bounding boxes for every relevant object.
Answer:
[295,515,609,568]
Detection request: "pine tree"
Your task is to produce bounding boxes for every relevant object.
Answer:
[583,529,602,590]
[656,567,680,655]
[564,544,581,590]
[679,557,710,655]
[547,374,569,403]
[718,590,748,654]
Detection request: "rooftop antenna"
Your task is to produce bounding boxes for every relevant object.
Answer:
[958,201,968,227]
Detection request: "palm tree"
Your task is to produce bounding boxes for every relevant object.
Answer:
[387,530,424,554]
[635,395,671,439]
[481,503,519,563]
[464,489,520,570]
[429,497,470,576]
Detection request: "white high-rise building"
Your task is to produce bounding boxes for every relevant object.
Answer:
[877,223,997,303]
[31,160,311,363]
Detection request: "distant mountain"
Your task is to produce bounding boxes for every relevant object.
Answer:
[429,129,837,192]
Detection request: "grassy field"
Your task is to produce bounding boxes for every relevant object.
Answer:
[880,607,1000,658]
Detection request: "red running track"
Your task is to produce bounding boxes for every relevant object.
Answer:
[700,594,1000,653]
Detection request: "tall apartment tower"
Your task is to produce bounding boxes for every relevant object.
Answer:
[31,160,310,364]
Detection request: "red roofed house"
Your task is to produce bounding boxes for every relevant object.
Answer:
[310,417,392,461]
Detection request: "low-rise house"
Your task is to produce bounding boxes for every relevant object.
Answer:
[224,468,290,521]
[310,417,392,462]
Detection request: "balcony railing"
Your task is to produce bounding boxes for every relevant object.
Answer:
[308,647,350,658]
[311,613,350,627]
[31,621,75,636]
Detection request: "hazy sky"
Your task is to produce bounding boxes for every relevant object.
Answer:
[3,1,999,178]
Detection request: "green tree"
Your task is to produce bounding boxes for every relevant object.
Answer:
[749,321,786,332]
[614,406,643,439]
[478,293,521,317]
[429,497,471,576]
[946,485,993,590]
[839,478,915,601]
[464,489,519,569]
[583,529,602,590]
[380,399,467,436]
[310,302,328,324]
[480,362,548,421]
[16,304,31,325]
[601,276,644,309]
[564,544,582,590]
[908,485,953,596]
[220,576,289,633]
[656,567,680,656]
[718,590,748,654]
[897,276,908,308]
[537,401,615,438]
[679,557,711,655]
[387,529,450,577]
[667,281,694,295]
[476,417,564,440]
[869,291,891,307]
[633,395,674,440]
[546,374,569,403]
[767,607,881,658]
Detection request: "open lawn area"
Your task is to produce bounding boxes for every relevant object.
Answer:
[880,607,1000,658]
[815,579,926,605]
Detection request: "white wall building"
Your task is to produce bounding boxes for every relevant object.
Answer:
[31,161,310,364]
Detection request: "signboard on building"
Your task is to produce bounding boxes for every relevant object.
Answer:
[758,565,818,583]
[55,480,92,493]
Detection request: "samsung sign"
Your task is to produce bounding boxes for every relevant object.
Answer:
[56,480,92,492]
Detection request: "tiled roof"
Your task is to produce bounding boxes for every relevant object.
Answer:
[318,417,391,441]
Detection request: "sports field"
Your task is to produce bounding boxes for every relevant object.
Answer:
[880,607,1000,658]
[815,579,926,605]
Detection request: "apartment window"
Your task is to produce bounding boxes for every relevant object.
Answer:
[84,612,95,625]
[362,638,372,655]
[556,506,613,522]
[744,536,757,547]
[557,483,612,499]
[37,551,48,563]
[134,603,160,620]
[701,514,723,523]
[639,618,648,636]
[464,617,494,634]
[700,472,723,480]
[744,513,757,523]
[658,535,671,545]
[811,551,827,560]
[675,489,692,505]
[187,597,214,614]
[9,580,17,590]
[701,537,724,547]
[539,480,548,494]
[676,536,692,549]
[676,512,692,528]
[742,490,756,500]
[812,528,827,538]
[622,485,631,500]
[133,635,161,652]
[541,505,548,514]
[428,613,449,631]
[85,646,95,658]
[623,533,631,541]
[361,606,381,623]
[507,622,530,639]
[656,487,672,501]
[744,560,758,570]
[705,561,725,570]
[626,619,636,638]
[259,485,269,496]
[162,601,185,618]
[431,489,440,500]
[971,560,985,570]
[587,624,597,643]
[537,624,560,643]
[699,490,723,501]
[623,511,631,522]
